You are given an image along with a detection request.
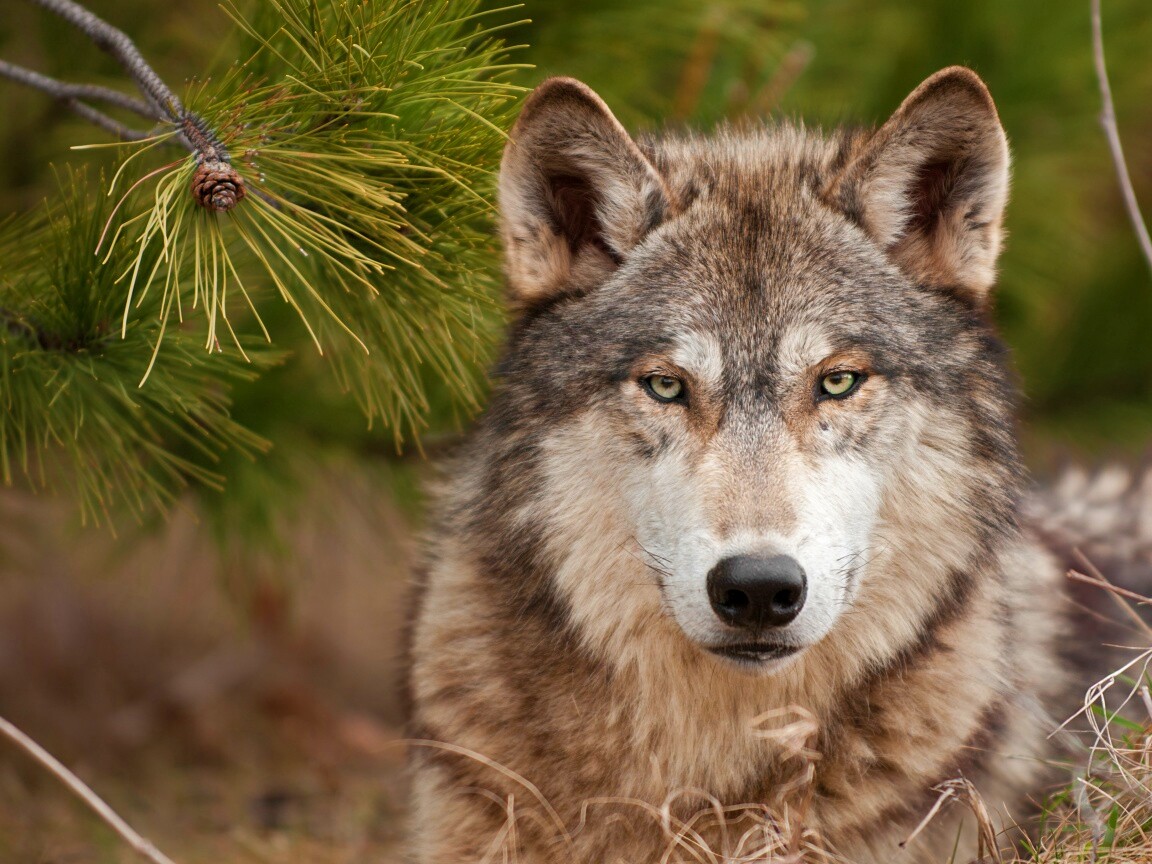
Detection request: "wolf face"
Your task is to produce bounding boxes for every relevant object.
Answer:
[483,69,1019,676]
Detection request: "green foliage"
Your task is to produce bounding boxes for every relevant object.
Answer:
[519,0,804,128]
[0,0,523,529]
[0,172,271,525]
[105,0,523,435]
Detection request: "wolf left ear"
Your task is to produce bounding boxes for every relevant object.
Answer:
[498,78,670,311]
[827,67,1010,303]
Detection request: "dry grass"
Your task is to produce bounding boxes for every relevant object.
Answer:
[406,725,837,864]
[404,676,1152,864]
[1013,650,1152,864]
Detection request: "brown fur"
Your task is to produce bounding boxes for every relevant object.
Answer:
[406,68,1108,863]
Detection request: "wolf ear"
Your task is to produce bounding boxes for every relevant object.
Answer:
[498,78,669,310]
[827,67,1010,303]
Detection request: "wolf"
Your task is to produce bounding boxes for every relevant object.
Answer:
[406,67,1141,863]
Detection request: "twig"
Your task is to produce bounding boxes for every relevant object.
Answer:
[1068,546,1152,639]
[0,59,158,118]
[65,98,159,141]
[0,58,160,139]
[0,715,179,864]
[1091,0,1152,277]
[1068,568,1152,610]
[26,0,183,122]
[12,0,248,211]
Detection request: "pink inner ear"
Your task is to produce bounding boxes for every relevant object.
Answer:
[909,160,959,234]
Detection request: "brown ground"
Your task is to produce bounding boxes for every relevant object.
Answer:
[0,466,415,864]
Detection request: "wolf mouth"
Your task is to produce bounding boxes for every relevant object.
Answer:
[706,642,801,663]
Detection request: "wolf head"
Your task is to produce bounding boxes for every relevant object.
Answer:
[464,68,1022,679]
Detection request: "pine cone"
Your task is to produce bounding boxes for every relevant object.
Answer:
[191,159,246,212]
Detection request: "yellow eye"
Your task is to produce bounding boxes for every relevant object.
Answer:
[819,370,862,399]
[644,375,685,403]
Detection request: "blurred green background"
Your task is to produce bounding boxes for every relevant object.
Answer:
[2,0,1150,512]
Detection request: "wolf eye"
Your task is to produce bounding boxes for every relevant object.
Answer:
[819,370,862,399]
[643,375,685,403]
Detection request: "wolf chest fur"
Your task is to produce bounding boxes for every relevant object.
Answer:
[405,67,1107,863]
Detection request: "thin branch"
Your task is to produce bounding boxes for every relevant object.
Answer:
[1091,0,1152,277]
[0,59,159,119]
[66,98,159,141]
[14,0,246,203]
[26,0,184,122]
[0,715,179,864]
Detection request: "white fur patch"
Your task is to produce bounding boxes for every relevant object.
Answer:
[775,322,832,375]
[671,330,725,387]
[638,445,883,656]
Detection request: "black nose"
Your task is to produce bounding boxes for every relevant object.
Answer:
[707,554,807,629]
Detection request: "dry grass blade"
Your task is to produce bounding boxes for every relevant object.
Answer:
[403,738,574,850]
[1023,664,1152,863]
[0,715,179,864]
[1029,566,1152,863]
[1069,548,1152,639]
[900,778,1004,862]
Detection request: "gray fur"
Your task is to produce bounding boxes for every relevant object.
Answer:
[405,68,1131,864]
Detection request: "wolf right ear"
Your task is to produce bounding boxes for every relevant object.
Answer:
[498,78,670,311]
[826,67,1010,304]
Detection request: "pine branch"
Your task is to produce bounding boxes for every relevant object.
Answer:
[1091,0,1152,278]
[0,0,524,525]
[93,0,523,435]
[8,0,247,206]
